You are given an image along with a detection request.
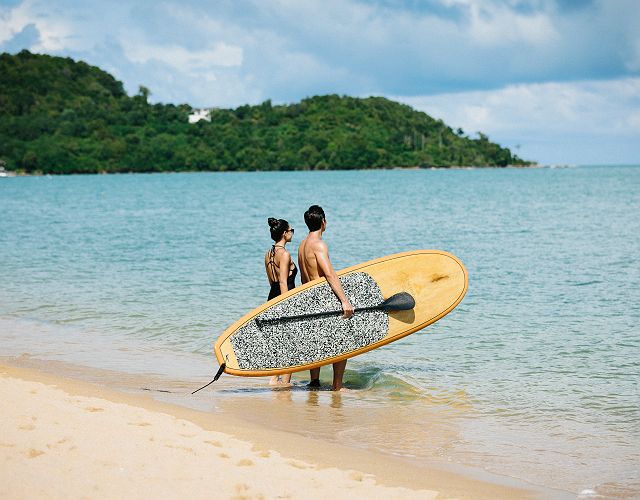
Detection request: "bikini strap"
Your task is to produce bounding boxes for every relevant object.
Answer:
[267,246,279,283]
[268,245,293,283]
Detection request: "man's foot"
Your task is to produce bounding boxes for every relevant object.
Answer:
[308,378,321,388]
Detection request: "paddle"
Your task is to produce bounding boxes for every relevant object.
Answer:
[255,292,415,328]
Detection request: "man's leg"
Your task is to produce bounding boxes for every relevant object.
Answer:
[332,360,347,391]
[309,367,321,387]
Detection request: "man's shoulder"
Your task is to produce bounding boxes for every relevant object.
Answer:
[309,239,328,253]
[299,235,327,254]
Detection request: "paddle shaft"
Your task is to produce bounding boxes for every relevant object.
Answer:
[255,292,414,327]
[256,304,386,326]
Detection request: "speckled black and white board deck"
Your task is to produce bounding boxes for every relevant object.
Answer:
[230,272,388,370]
[214,250,468,377]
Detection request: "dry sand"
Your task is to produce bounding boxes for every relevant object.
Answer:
[0,363,542,499]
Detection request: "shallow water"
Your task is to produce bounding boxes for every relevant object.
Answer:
[1,166,639,497]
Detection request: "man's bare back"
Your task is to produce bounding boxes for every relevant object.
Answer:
[298,236,325,282]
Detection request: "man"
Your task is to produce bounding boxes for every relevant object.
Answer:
[298,205,354,391]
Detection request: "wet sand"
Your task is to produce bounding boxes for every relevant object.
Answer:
[0,361,564,499]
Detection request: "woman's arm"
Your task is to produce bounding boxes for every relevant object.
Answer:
[277,250,292,295]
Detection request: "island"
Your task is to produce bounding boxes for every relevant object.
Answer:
[0,50,534,174]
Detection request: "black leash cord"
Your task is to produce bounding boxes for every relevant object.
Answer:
[191,363,226,394]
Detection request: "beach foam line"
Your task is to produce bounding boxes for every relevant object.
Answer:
[0,362,557,499]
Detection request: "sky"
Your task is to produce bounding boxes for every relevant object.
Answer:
[1,0,639,165]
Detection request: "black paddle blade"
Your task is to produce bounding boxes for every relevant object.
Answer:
[379,292,415,311]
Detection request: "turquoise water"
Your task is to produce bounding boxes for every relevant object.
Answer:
[1,166,639,496]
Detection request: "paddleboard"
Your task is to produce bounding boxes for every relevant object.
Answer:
[214,250,468,377]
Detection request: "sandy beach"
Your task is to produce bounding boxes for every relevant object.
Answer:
[0,362,553,500]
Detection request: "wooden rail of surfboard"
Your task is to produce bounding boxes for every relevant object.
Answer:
[214,250,468,377]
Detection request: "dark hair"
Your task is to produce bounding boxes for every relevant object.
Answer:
[304,205,325,231]
[268,217,289,242]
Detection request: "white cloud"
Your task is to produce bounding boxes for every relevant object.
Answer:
[123,41,243,72]
[462,1,559,47]
[628,111,640,129]
[0,2,30,44]
[397,78,640,135]
[627,37,640,72]
[0,0,72,50]
[394,77,640,164]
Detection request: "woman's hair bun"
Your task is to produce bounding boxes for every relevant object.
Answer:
[268,217,290,242]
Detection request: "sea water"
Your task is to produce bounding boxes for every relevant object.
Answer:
[1,166,639,497]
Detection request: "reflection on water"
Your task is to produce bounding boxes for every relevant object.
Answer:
[217,375,464,465]
[200,364,471,468]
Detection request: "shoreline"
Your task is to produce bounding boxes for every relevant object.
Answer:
[0,164,542,177]
[13,164,640,177]
[0,359,572,499]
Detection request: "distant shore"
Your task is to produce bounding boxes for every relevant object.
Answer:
[0,164,544,177]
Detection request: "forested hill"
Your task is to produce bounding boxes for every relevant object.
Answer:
[0,51,532,174]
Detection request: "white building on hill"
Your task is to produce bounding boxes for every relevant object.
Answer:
[188,108,211,123]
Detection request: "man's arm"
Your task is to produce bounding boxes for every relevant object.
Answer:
[314,242,354,318]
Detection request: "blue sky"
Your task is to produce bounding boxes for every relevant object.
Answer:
[1,0,639,165]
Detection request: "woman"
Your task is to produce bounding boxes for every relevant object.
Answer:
[264,217,297,385]
[265,218,297,300]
